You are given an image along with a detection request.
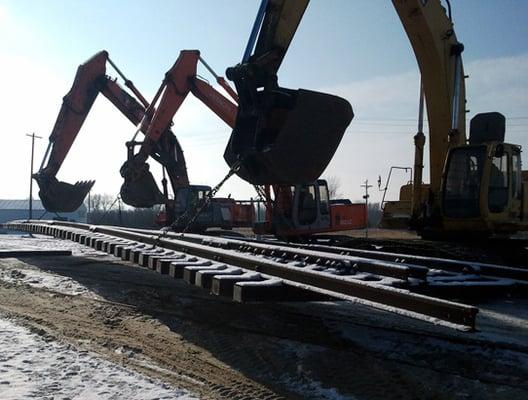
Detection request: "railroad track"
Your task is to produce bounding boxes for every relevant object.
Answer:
[304,234,528,267]
[5,220,528,331]
[216,234,528,294]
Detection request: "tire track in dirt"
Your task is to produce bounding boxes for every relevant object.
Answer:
[0,280,288,399]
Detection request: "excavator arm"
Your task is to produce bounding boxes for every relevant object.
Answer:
[240,0,309,86]
[138,51,237,152]
[224,0,353,185]
[120,50,239,207]
[35,50,188,212]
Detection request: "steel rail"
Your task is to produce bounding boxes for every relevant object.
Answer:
[289,240,528,281]
[6,221,478,329]
[102,227,419,280]
[176,232,528,282]
[96,227,528,286]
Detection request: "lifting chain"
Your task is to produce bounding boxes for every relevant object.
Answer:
[179,160,242,234]
[151,160,242,246]
[253,185,266,201]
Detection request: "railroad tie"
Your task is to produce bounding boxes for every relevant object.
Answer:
[169,260,213,279]
[183,264,228,285]
[195,267,244,290]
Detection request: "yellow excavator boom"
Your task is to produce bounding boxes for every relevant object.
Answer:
[392,0,466,200]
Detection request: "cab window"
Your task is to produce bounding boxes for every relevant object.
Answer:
[512,151,522,200]
[443,146,485,218]
[298,185,317,225]
[318,183,330,215]
[488,152,509,213]
[190,190,206,208]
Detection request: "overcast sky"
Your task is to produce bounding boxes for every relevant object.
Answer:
[1,0,527,206]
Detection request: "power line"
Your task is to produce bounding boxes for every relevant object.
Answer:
[353,121,528,128]
[355,116,528,121]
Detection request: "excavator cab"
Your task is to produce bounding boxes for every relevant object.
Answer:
[254,181,329,237]
[224,0,353,185]
[441,113,527,233]
[258,180,342,238]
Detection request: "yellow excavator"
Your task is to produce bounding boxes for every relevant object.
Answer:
[233,0,527,238]
[382,0,528,237]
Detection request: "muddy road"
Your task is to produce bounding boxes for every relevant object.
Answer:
[0,234,527,399]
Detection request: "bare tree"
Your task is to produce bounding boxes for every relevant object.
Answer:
[325,175,343,199]
[90,193,116,212]
[85,192,161,227]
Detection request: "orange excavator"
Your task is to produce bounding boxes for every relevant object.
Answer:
[34,50,188,212]
[119,50,239,209]
[35,48,364,237]
[112,49,364,237]
[118,50,364,238]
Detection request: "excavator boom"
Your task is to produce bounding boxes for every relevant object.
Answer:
[392,0,466,200]
[251,0,309,76]
[138,50,237,149]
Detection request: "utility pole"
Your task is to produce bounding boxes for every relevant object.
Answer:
[361,179,372,238]
[26,133,42,220]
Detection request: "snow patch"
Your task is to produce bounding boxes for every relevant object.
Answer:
[0,266,101,298]
[279,343,357,400]
[0,315,198,400]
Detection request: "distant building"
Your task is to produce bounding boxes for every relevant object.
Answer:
[0,199,87,233]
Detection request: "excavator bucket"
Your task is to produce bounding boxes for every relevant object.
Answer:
[35,176,94,213]
[119,160,165,208]
[224,88,353,184]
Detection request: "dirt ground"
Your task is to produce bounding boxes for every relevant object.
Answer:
[0,233,527,399]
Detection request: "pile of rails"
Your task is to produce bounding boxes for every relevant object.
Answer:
[5,221,528,331]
